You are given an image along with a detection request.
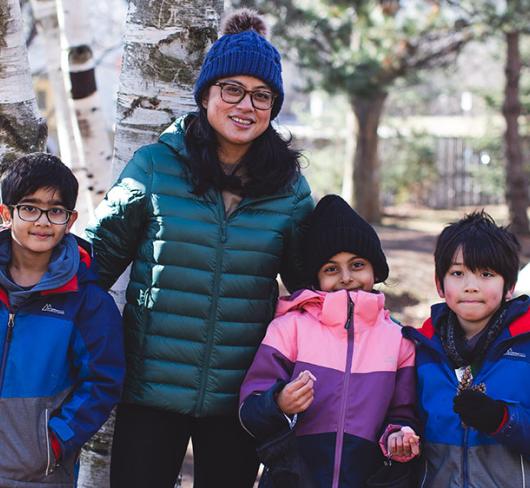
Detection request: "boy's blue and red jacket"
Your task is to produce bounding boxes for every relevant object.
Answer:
[402,295,530,488]
[0,232,125,487]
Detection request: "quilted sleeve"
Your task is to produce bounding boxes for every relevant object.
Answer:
[85,147,153,290]
[279,175,314,293]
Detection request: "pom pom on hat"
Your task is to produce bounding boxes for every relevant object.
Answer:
[304,195,389,285]
[221,8,267,36]
[194,9,284,119]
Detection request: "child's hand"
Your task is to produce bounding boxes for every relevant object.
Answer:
[276,370,316,415]
[387,426,420,459]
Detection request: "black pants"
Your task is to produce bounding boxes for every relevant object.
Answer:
[110,403,259,488]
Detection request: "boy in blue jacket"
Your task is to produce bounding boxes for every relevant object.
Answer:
[403,211,530,487]
[0,153,125,487]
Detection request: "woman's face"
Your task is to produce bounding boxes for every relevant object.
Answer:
[202,75,273,163]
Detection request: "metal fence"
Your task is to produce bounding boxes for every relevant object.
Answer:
[426,137,505,209]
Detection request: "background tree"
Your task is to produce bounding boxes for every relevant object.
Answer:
[78,2,223,486]
[28,0,81,165]
[447,0,530,235]
[0,0,46,168]
[56,0,113,206]
[232,0,473,222]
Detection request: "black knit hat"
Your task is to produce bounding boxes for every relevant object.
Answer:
[304,195,389,285]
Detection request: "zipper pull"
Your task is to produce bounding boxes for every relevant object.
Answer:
[344,295,353,329]
[6,313,14,342]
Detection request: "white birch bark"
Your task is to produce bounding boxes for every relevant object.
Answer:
[78,3,223,487]
[56,0,112,206]
[28,0,79,164]
[29,0,93,231]
[0,0,47,166]
[112,0,223,177]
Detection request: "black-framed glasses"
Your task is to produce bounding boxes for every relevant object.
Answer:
[10,204,74,225]
[213,82,277,110]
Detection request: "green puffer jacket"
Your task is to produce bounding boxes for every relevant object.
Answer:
[85,116,313,417]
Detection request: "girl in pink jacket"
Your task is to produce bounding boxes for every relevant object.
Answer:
[239,195,420,488]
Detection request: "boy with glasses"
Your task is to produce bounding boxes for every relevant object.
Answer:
[0,153,125,487]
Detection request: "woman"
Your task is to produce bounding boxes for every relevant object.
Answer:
[85,8,313,488]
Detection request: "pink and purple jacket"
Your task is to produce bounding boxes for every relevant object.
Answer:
[239,288,418,488]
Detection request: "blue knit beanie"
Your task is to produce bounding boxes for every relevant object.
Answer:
[194,9,284,119]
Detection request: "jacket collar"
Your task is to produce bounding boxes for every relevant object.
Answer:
[276,288,388,331]
[0,233,94,309]
[404,295,530,348]
[159,115,189,160]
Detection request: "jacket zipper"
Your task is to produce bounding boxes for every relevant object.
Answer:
[420,458,428,488]
[45,408,54,476]
[331,293,354,488]
[462,425,469,488]
[522,455,526,488]
[195,198,228,415]
[0,312,15,394]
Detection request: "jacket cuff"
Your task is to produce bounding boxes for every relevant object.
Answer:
[239,380,292,441]
[492,406,509,435]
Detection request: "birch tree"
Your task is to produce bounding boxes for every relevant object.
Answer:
[29,0,94,232]
[0,0,46,168]
[78,2,223,486]
[28,0,80,165]
[56,0,113,206]
[112,0,223,176]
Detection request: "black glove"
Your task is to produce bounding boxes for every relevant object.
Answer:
[453,389,506,433]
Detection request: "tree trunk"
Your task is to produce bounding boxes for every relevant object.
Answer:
[28,0,81,165]
[502,30,529,235]
[112,0,223,177]
[351,92,387,223]
[56,0,112,206]
[77,412,115,488]
[341,109,355,205]
[0,0,47,169]
[29,0,94,232]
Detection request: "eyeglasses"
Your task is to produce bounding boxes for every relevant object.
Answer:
[10,204,74,225]
[213,82,277,110]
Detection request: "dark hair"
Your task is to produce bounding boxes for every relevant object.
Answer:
[435,210,520,294]
[183,110,301,197]
[1,152,79,210]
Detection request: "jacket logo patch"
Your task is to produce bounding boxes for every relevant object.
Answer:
[503,348,526,359]
[42,304,65,315]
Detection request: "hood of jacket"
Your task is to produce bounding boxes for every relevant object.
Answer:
[275,288,390,332]
[0,228,98,309]
[158,115,190,159]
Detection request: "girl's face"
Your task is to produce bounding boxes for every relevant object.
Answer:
[317,252,375,292]
[201,75,273,163]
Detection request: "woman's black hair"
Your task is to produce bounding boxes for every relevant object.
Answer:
[183,109,302,197]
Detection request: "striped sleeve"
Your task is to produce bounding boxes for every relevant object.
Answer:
[239,316,298,441]
[384,337,419,430]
